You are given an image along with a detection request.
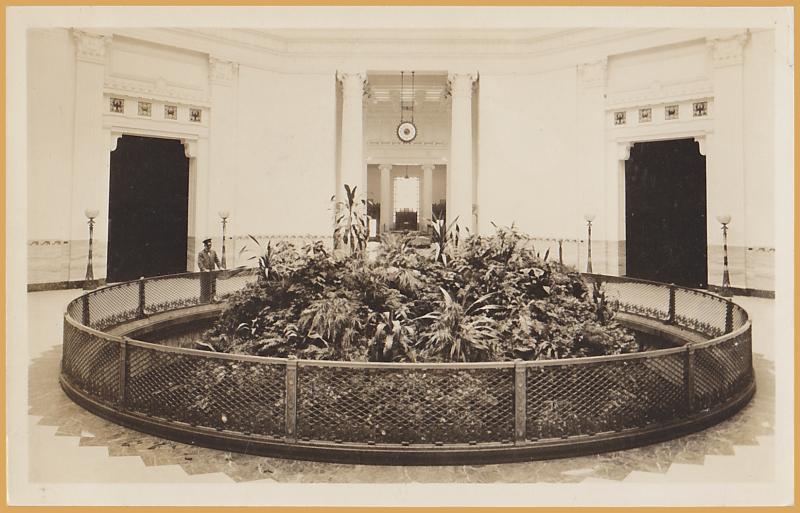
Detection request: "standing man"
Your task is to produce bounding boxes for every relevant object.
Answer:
[198,238,222,302]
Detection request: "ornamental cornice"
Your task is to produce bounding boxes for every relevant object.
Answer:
[708,32,749,68]
[104,76,210,105]
[605,79,713,109]
[72,30,111,64]
[209,57,239,83]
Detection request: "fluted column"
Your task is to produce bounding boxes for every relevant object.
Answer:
[338,71,366,200]
[421,163,434,227]
[379,163,393,233]
[448,72,477,233]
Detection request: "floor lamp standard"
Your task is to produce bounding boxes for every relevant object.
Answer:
[218,210,230,269]
[584,213,595,274]
[717,214,732,297]
[83,209,99,290]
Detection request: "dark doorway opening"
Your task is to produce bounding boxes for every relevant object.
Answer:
[107,135,189,282]
[625,138,707,288]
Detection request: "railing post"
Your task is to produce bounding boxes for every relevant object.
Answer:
[285,356,298,442]
[683,345,696,413]
[514,359,527,443]
[137,277,146,319]
[725,301,734,334]
[667,284,677,324]
[81,294,90,326]
[118,337,129,406]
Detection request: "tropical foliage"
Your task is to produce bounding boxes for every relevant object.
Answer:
[202,213,637,363]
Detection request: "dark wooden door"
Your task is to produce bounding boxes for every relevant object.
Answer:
[625,138,707,288]
[107,135,189,282]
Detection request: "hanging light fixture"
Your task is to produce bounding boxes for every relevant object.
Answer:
[396,70,417,143]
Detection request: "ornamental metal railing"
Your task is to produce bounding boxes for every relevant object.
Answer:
[61,268,753,461]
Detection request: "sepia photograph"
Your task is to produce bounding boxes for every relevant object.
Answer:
[6,5,795,507]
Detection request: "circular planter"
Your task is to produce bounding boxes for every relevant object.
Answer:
[61,270,755,465]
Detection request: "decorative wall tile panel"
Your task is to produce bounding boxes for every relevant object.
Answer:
[693,101,708,117]
[189,108,202,123]
[639,108,652,123]
[164,104,177,120]
[665,104,679,120]
[138,101,152,117]
[110,97,124,113]
[614,111,626,125]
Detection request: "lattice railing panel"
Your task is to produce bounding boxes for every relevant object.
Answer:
[62,323,120,403]
[126,345,286,437]
[143,275,202,315]
[603,281,670,320]
[693,328,753,410]
[525,354,686,438]
[87,282,139,330]
[675,288,727,336]
[296,365,515,445]
[216,271,258,298]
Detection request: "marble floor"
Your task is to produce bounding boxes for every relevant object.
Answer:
[18,288,787,505]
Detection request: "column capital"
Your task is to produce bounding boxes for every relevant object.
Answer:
[448,72,478,98]
[378,163,393,174]
[72,30,111,64]
[708,32,749,68]
[209,56,239,84]
[577,58,607,88]
[337,71,367,96]
[421,163,436,173]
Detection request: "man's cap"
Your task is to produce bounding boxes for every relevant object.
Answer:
[202,238,212,244]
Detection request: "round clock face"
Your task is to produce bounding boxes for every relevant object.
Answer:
[397,121,417,143]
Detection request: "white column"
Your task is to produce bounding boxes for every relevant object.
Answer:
[421,163,434,227]
[209,57,239,259]
[577,59,608,272]
[448,72,477,233]
[708,34,748,249]
[379,163,393,233]
[338,71,366,200]
[69,30,111,281]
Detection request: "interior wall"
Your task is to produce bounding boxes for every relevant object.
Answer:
[477,67,579,238]
[27,29,76,242]
[235,66,337,238]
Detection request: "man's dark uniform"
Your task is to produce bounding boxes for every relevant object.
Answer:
[198,239,221,301]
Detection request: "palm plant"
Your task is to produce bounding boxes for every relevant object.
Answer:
[333,184,369,256]
[419,288,500,362]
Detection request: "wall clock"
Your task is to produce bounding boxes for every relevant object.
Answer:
[397,121,417,143]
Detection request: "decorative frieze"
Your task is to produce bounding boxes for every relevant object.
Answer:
[72,30,111,64]
[577,59,607,88]
[104,76,209,105]
[209,57,238,83]
[189,108,202,123]
[606,79,712,109]
[708,33,749,68]
[639,108,652,123]
[614,111,626,125]
[164,104,177,120]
